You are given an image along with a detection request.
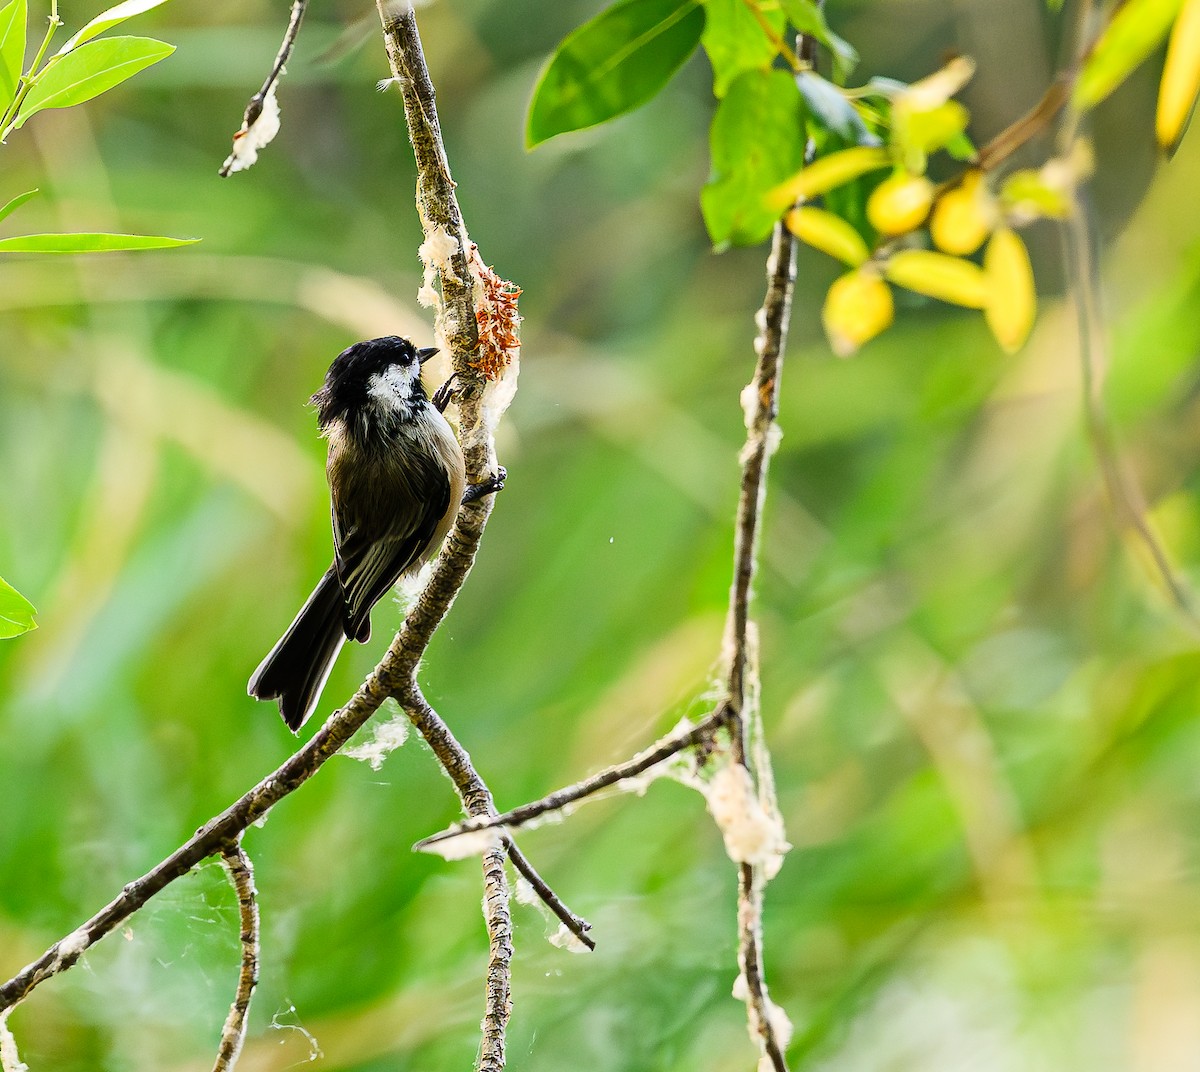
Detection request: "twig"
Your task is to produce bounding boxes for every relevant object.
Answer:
[1060,199,1194,618]
[724,215,797,1072]
[415,706,733,850]
[503,837,596,952]
[218,0,308,177]
[388,681,513,1072]
[212,841,259,1072]
[0,689,380,1012]
[974,74,1073,172]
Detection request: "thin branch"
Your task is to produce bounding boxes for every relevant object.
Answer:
[212,841,259,1072]
[738,863,788,1072]
[503,837,596,952]
[218,0,308,177]
[0,684,379,1012]
[1060,200,1194,618]
[390,678,514,1072]
[974,74,1073,173]
[723,216,797,1072]
[724,226,794,748]
[415,706,733,850]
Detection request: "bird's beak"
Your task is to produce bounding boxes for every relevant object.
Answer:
[417,346,439,365]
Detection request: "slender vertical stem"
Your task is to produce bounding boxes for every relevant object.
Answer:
[725,219,796,754]
[375,8,513,1065]
[212,842,259,1072]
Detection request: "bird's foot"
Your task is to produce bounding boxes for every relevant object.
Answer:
[463,467,507,504]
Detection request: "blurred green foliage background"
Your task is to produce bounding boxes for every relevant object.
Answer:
[3,0,1200,1069]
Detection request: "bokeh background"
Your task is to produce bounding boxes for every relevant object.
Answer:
[3,0,1200,1069]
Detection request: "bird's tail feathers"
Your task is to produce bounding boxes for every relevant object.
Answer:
[248,567,346,732]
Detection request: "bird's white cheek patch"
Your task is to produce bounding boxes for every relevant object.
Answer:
[367,366,415,410]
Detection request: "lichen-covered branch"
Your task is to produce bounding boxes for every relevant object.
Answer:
[212,841,259,1072]
[721,217,797,1072]
[375,6,514,1066]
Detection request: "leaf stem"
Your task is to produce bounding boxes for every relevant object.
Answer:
[0,10,63,138]
[739,0,801,71]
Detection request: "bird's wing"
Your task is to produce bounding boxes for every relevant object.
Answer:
[331,460,453,642]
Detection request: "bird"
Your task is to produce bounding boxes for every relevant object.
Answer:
[249,335,467,731]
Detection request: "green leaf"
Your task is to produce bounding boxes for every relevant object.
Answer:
[0,0,25,113]
[0,187,37,223]
[778,0,858,82]
[526,0,704,147]
[895,99,969,158]
[0,576,36,639]
[1074,0,1185,110]
[13,35,174,129]
[701,0,784,98]
[945,130,976,161]
[797,71,876,145]
[0,231,197,252]
[56,0,172,56]
[701,67,807,248]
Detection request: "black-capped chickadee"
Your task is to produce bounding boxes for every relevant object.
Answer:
[249,335,475,732]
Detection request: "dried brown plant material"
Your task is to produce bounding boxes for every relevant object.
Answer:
[469,247,522,382]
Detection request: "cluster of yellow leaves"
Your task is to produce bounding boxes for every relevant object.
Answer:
[796,193,1034,359]
[774,58,1044,358]
[1074,0,1200,154]
[771,1,1199,360]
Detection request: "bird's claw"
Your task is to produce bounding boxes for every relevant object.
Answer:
[462,467,507,505]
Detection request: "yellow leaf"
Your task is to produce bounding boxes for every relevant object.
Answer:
[885,249,988,308]
[822,268,894,357]
[1158,0,1200,153]
[1075,0,1185,111]
[983,228,1036,353]
[866,173,935,236]
[767,146,891,212]
[785,207,869,266]
[898,56,976,111]
[930,170,993,255]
